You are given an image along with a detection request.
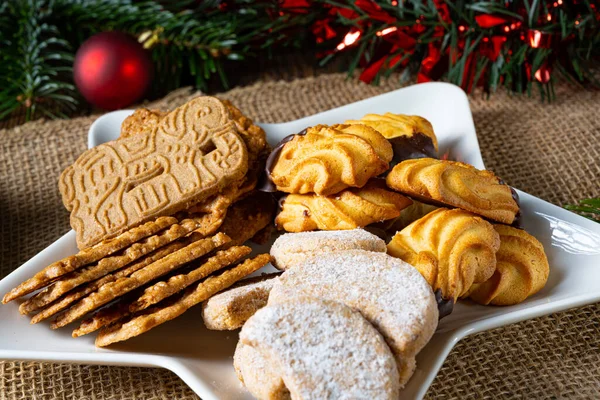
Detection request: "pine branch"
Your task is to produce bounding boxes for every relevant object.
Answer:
[565,198,600,222]
[0,0,77,121]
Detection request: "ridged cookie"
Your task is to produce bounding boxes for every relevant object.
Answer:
[465,225,549,305]
[346,113,438,149]
[346,113,438,165]
[236,297,400,399]
[269,251,438,387]
[269,124,391,195]
[270,229,386,270]
[202,272,281,330]
[386,158,519,224]
[275,179,412,232]
[387,208,500,301]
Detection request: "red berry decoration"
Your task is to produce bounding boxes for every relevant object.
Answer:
[73,32,153,110]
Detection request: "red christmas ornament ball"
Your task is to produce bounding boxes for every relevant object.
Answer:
[73,32,153,110]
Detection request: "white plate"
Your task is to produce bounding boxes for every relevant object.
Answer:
[2,82,600,400]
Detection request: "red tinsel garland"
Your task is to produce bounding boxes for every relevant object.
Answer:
[295,0,599,91]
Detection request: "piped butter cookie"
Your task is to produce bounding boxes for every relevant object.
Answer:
[387,208,500,301]
[267,124,391,196]
[276,179,412,232]
[465,225,549,305]
[386,158,520,224]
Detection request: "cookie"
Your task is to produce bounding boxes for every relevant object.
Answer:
[120,109,167,139]
[374,199,439,237]
[268,124,390,196]
[59,96,249,248]
[236,297,400,399]
[387,208,500,301]
[234,343,289,400]
[218,191,275,246]
[51,233,230,329]
[276,179,412,232]
[334,124,393,163]
[465,225,549,305]
[20,219,200,315]
[202,272,281,330]
[2,216,178,304]
[95,254,270,346]
[268,251,438,386]
[270,229,386,270]
[73,245,251,337]
[124,100,270,225]
[30,241,188,325]
[386,158,520,224]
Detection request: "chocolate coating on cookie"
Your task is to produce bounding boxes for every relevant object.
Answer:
[497,178,522,229]
[435,289,454,319]
[388,133,438,170]
[258,129,307,192]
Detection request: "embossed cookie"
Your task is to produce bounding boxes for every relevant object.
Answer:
[270,229,386,270]
[465,225,549,305]
[387,208,500,301]
[269,251,438,386]
[202,272,281,330]
[236,297,400,399]
[268,124,391,195]
[276,179,412,232]
[60,96,249,248]
[386,158,520,224]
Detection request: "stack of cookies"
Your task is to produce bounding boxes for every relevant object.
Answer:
[2,99,552,399]
[2,96,277,346]
[208,230,439,398]
[265,114,549,306]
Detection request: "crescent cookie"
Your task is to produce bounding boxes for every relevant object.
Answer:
[276,179,412,232]
[234,343,289,400]
[236,297,400,399]
[269,251,437,387]
[201,272,281,330]
[270,229,386,270]
[465,225,550,305]
[269,124,391,195]
[387,208,500,301]
[386,158,520,224]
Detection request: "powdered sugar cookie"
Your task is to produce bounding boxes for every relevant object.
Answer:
[236,297,400,399]
[269,229,386,270]
[269,250,438,386]
[202,272,280,330]
[234,342,288,400]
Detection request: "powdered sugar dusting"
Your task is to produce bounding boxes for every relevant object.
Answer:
[270,229,386,270]
[240,297,400,399]
[269,250,438,386]
[202,277,278,330]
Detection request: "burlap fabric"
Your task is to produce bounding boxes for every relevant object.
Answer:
[1,74,599,399]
